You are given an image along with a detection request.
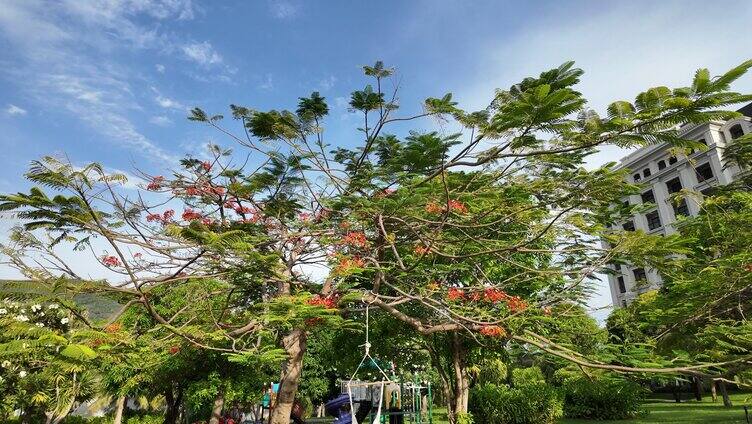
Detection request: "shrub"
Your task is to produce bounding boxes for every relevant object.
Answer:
[457,412,475,424]
[470,383,563,424]
[476,358,508,385]
[511,366,545,387]
[123,414,163,424]
[562,376,647,420]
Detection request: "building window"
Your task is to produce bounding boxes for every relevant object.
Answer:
[646,210,662,230]
[695,162,714,182]
[641,189,655,204]
[643,168,651,178]
[666,177,682,194]
[658,160,666,170]
[674,199,689,217]
[668,156,678,165]
[622,220,635,231]
[730,124,744,140]
[701,187,716,197]
[617,276,626,294]
[633,173,641,182]
[633,268,647,282]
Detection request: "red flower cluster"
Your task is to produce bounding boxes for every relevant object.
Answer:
[184,184,225,197]
[446,286,528,313]
[181,208,203,221]
[169,346,180,355]
[375,188,396,198]
[448,199,468,214]
[425,202,443,214]
[447,287,465,301]
[146,176,165,191]
[104,323,122,333]
[334,256,366,274]
[298,212,311,222]
[341,232,368,248]
[314,209,330,222]
[102,255,121,267]
[483,287,509,303]
[201,161,212,171]
[507,296,528,313]
[307,294,339,309]
[241,214,263,224]
[201,217,214,225]
[414,245,431,255]
[744,264,752,272]
[223,200,255,215]
[146,209,175,225]
[542,306,552,316]
[305,317,324,327]
[479,325,507,338]
[425,199,468,215]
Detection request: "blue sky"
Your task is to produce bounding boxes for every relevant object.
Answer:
[2,0,752,321]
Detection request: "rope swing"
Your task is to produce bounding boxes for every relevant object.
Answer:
[345,301,392,424]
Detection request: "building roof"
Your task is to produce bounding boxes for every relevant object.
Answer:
[615,102,752,170]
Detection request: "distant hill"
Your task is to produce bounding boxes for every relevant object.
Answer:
[0,280,121,322]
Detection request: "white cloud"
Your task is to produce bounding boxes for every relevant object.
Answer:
[155,63,165,73]
[181,41,223,66]
[259,73,274,90]
[149,115,172,126]
[5,104,27,116]
[150,87,186,110]
[318,75,336,91]
[0,1,185,164]
[269,1,298,19]
[155,95,184,110]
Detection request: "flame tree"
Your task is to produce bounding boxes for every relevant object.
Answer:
[1,60,752,423]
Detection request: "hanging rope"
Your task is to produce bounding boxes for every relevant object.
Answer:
[345,299,392,424]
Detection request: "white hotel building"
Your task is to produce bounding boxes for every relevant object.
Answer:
[607,103,752,307]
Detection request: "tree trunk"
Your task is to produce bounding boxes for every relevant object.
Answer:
[451,333,469,422]
[693,377,703,402]
[711,380,718,402]
[113,396,126,424]
[425,340,454,422]
[270,328,307,424]
[716,380,732,407]
[208,386,226,424]
[164,386,183,424]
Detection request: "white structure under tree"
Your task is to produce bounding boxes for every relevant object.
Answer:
[606,103,752,307]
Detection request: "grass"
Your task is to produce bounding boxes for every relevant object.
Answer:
[561,392,751,423]
[431,393,752,424]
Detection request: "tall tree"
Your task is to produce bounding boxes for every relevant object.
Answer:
[2,60,752,423]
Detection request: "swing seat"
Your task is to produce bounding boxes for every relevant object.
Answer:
[325,394,351,416]
[334,415,353,424]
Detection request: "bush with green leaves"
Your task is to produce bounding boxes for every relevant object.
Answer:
[562,376,647,420]
[470,383,563,424]
[510,366,545,387]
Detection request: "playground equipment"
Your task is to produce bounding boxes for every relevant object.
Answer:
[323,301,434,424]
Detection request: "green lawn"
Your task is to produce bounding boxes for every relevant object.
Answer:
[561,393,751,423]
[431,393,752,423]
